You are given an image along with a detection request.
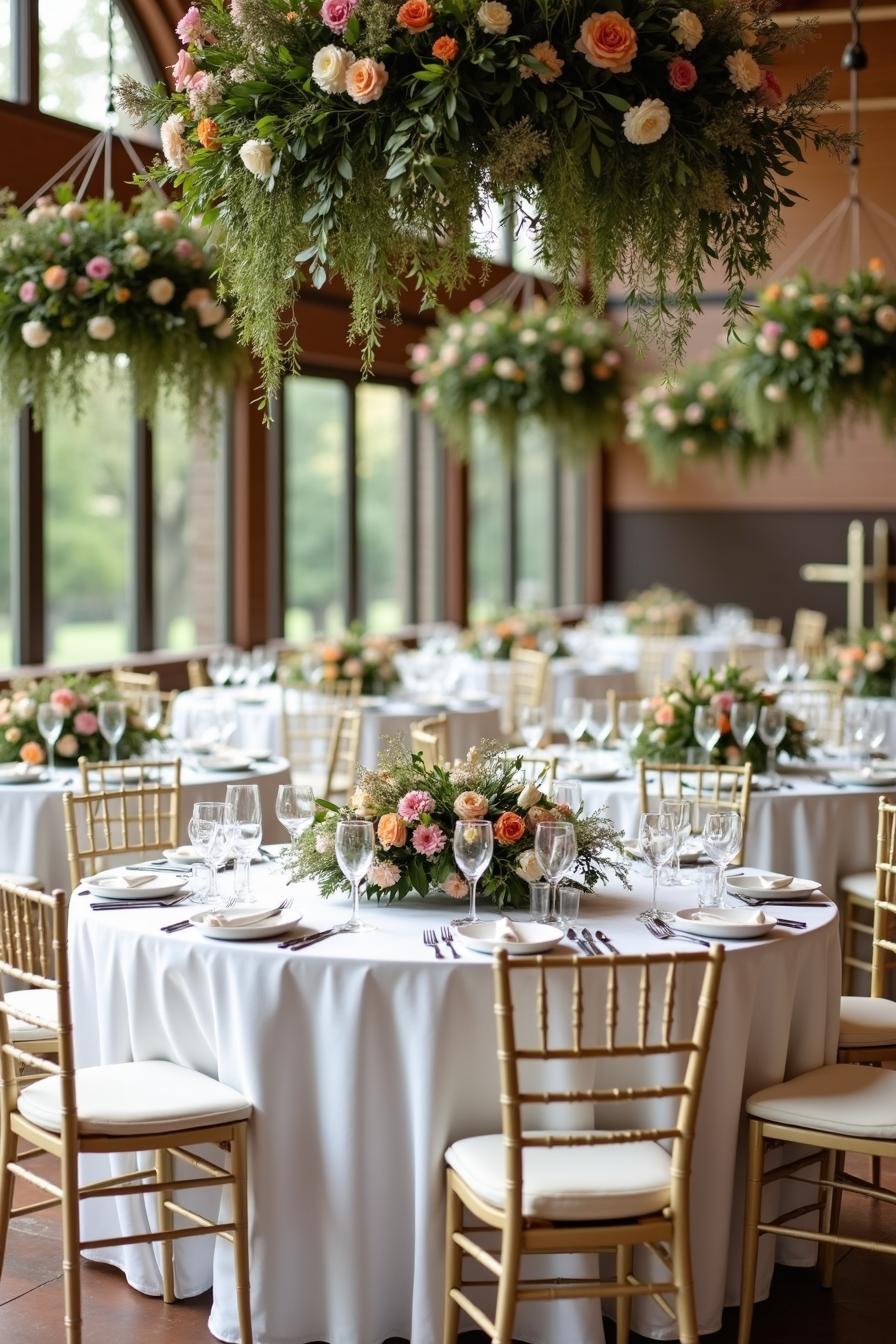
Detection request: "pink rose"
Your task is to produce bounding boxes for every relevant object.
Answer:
[397,789,436,822]
[86,256,113,281]
[320,0,357,32]
[73,710,98,736]
[711,690,735,712]
[18,281,38,303]
[466,352,489,373]
[469,298,485,313]
[56,733,79,758]
[761,320,783,341]
[49,687,78,713]
[412,823,447,859]
[667,57,697,91]
[655,703,676,727]
[758,66,783,108]
[73,277,90,297]
[58,232,71,245]
[175,6,213,45]
[171,49,197,90]
[174,238,194,259]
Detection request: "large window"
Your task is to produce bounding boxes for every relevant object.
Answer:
[38,0,156,138]
[357,383,410,632]
[0,420,11,667]
[515,422,556,610]
[468,422,511,621]
[0,0,12,100]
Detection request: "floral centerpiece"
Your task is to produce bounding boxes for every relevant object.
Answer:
[465,611,570,659]
[409,297,624,460]
[724,263,896,451]
[286,739,628,906]
[286,626,400,694]
[815,620,896,698]
[0,675,163,766]
[623,585,697,635]
[0,185,244,428]
[119,0,846,401]
[631,665,809,770]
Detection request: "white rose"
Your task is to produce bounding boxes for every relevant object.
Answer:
[561,346,583,367]
[314,829,335,855]
[312,44,355,94]
[239,138,274,181]
[783,282,800,300]
[725,49,761,92]
[87,314,116,341]
[561,368,584,393]
[161,113,190,171]
[518,781,542,809]
[21,320,51,349]
[60,201,86,222]
[476,1,511,34]
[780,339,799,361]
[147,276,175,305]
[197,301,227,327]
[623,98,671,146]
[653,403,678,430]
[447,322,465,340]
[518,328,539,346]
[213,317,234,339]
[671,9,703,49]
[684,403,704,424]
[13,696,35,719]
[865,650,884,672]
[494,356,520,379]
[127,245,151,270]
[764,383,786,403]
[875,304,896,333]
[440,342,460,367]
[515,849,542,882]
[698,380,717,400]
[350,786,377,819]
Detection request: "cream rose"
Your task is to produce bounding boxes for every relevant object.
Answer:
[127,244,151,270]
[622,98,671,146]
[454,791,490,821]
[671,9,703,50]
[213,317,235,339]
[239,138,275,180]
[476,1,511,35]
[312,44,356,94]
[518,781,542,809]
[60,201,86,222]
[515,849,542,882]
[87,315,116,341]
[21,320,51,349]
[345,57,389,104]
[161,113,190,171]
[350,786,378,819]
[197,301,227,327]
[875,304,896,332]
[725,49,761,92]
[147,277,176,305]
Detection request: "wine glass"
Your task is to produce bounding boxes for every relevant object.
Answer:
[533,820,577,925]
[560,697,588,750]
[224,784,262,901]
[616,701,644,775]
[702,812,743,907]
[98,701,126,763]
[452,819,494,926]
[659,798,693,887]
[229,650,250,686]
[867,704,888,757]
[335,818,375,932]
[763,650,787,685]
[758,704,787,784]
[276,783,316,842]
[588,697,611,748]
[637,812,675,922]
[141,690,162,734]
[552,780,583,814]
[207,649,233,687]
[36,703,64,771]
[188,801,228,905]
[694,705,721,763]
[518,705,545,751]
[730,702,757,756]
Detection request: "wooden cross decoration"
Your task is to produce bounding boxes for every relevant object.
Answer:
[800,518,896,636]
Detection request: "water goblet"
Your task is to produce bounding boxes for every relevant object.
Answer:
[453,819,494,926]
[758,704,787,784]
[98,700,126,763]
[730,702,757,755]
[702,811,743,907]
[188,801,228,905]
[207,649,233,687]
[36,703,64,771]
[336,818,375,931]
[694,705,721,763]
[518,705,545,752]
[617,701,644,775]
[560,697,588,750]
[276,784,316,842]
[588,697,611,748]
[533,820,577,925]
[224,784,262,901]
[637,812,676,922]
[659,798,693,887]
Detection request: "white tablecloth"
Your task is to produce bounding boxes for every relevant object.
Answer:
[458,656,638,724]
[172,686,503,769]
[68,865,839,1344]
[0,757,292,893]
[588,631,781,679]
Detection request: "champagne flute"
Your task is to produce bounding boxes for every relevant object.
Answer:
[702,811,743,907]
[224,784,262,901]
[533,820,577,925]
[36,703,64,772]
[452,819,494,926]
[637,812,675,922]
[694,705,721,763]
[336,818,375,931]
[188,801,228,905]
[758,704,787,784]
[518,705,545,751]
[98,700,126,763]
[659,797,692,887]
[560,697,588,750]
[276,783,316,841]
[730,702,757,757]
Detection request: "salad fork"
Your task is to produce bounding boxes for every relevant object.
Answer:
[423,928,444,960]
[645,916,710,949]
[440,925,460,959]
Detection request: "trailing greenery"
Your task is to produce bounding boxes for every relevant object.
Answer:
[0,185,245,428]
[118,0,848,405]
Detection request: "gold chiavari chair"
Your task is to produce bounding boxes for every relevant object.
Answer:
[325,709,362,799]
[410,714,449,769]
[790,608,827,660]
[281,694,361,800]
[515,753,557,792]
[752,617,783,637]
[637,639,670,698]
[62,774,182,892]
[0,883,254,1344]
[779,681,845,747]
[111,668,161,696]
[507,648,549,737]
[838,799,896,1063]
[77,756,182,794]
[637,760,753,865]
[442,945,726,1344]
[0,877,59,1062]
[839,871,877,994]
[187,658,209,690]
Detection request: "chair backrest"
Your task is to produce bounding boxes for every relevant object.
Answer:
[779,682,844,747]
[636,760,753,864]
[752,617,783,637]
[317,678,362,700]
[871,797,896,1000]
[77,756,182,793]
[62,773,182,890]
[187,658,209,689]
[410,714,449,769]
[324,709,362,799]
[508,648,549,722]
[791,608,827,658]
[281,692,361,798]
[492,947,725,1225]
[516,753,557,792]
[112,668,161,695]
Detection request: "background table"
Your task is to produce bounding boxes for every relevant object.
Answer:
[68,866,839,1344]
[457,656,638,726]
[0,756,292,893]
[584,630,781,679]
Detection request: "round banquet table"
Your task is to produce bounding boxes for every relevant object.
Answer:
[586,630,781,679]
[171,685,504,769]
[68,864,840,1344]
[456,655,638,726]
[0,756,292,894]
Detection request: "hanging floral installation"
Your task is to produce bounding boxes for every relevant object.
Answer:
[118,0,847,402]
[408,297,624,459]
[0,185,244,427]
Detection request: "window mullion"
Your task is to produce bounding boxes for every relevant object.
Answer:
[12,407,44,665]
[344,382,359,622]
[131,418,153,652]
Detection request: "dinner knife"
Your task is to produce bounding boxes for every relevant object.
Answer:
[278,926,348,951]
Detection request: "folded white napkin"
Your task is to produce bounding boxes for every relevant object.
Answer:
[495,916,521,943]
[199,904,283,929]
[758,873,793,889]
[96,873,156,889]
[697,908,770,925]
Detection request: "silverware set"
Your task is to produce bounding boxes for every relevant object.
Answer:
[92,892,193,912]
[567,927,620,955]
[423,926,461,959]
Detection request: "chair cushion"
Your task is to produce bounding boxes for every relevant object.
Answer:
[5,989,58,1041]
[839,872,875,902]
[445,1131,671,1221]
[747,1064,896,1139]
[19,1060,251,1136]
[839,995,896,1049]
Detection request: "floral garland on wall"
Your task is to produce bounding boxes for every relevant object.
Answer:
[408,298,624,460]
[0,677,162,766]
[815,621,896,698]
[118,0,846,402]
[0,187,244,428]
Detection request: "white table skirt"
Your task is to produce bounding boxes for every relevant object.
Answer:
[0,757,292,893]
[172,686,504,770]
[68,866,840,1344]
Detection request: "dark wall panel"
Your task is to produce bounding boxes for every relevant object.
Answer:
[603,510,896,633]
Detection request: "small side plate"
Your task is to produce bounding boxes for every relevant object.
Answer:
[454,922,565,956]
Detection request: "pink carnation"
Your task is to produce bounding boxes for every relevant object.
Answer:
[85,256,113,281]
[49,687,78,714]
[58,232,71,245]
[397,789,436,822]
[667,57,697,91]
[174,237,194,259]
[758,66,783,108]
[73,710,98,736]
[412,823,447,859]
[175,5,214,45]
[466,352,489,373]
[18,281,38,303]
[655,703,676,727]
[171,50,197,90]
[320,0,357,33]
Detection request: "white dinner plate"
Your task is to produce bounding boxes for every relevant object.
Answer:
[244,747,273,762]
[0,764,45,785]
[164,846,203,864]
[837,770,896,788]
[727,873,822,899]
[190,905,300,940]
[625,839,707,866]
[84,867,190,900]
[454,921,565,956]
[200,754,254,772]
[674,908,777,939]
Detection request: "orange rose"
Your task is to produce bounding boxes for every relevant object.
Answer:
[718,714,731,735]
[20,741,45,766]
[807,327,829,350]
[320,644,342,662]
[575,12,638,74]
[115,287,131,303]
[377,813,408,849]
[345,57,389,105]
[494,811,527,845]
[397,0,433,31]
[432,35,460,61]
[197,117,221,150]
[762,283,782,302]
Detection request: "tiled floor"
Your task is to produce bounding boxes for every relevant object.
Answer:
[1,1158,893,1343]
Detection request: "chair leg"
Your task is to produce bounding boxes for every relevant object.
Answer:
[155,1149,175,1305]
[441,1175,463,1344]
[672,1213,698,1344]
[229,1127,253,1344]
[615,1241,634,1344]
[61,1142,82,1344]
[738,1120,765,1344]
[492,1222,521,1344]
[0,1116,18,1275]
[820,1150,845,1290]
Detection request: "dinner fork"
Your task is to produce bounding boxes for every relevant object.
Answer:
[440,925,460,959]
[423,928,444,960]
[645,916,710,949]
